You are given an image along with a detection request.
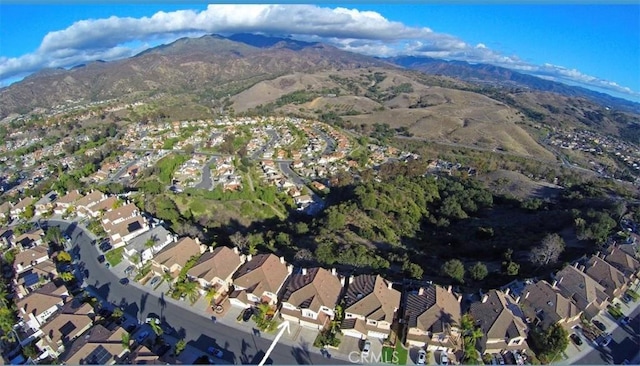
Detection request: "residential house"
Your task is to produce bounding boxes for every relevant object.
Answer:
[59,324,129,365]
[229,254,291,308]
[0,227,12,248]
[16,282,69,333]
[0,201,13,220]
[340,274,401,340]
[279,267,344,330]
[469,289,528,354]
[124,345,161,365]
[553,264,609,319]
[584,255,629,300]
[13,229,45,248]
[123,226,176,266]
[101,203,140,226]
[405,285,462,352]
[11,196,35,219]
[103,215,150,249]
[14,245,49,274]
[14,259,58,298]
[150,237,202,279]
[37,301,95,358]
[518,280,582,331]
[187,246,245,296]
[75,190,108,217]
[86,196,119,218]
[603,245,640,287]
[34,191,57,216]
[54,190,83,214]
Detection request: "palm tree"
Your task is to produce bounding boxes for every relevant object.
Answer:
[121,332,131,350]
[59,272,75,282]
[149,320,163,336]
[205,287,218,305]
[176,281,200,303]
[161,272,174,287]
[112,307,124,320]
[0,284,9,307]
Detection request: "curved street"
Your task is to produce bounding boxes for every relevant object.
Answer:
[46,219,345,365]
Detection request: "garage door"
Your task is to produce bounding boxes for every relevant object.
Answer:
[342,329,365,339]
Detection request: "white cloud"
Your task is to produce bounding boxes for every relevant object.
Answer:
[1,4,637,101]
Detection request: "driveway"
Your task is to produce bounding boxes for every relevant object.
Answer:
[45,219,349,365]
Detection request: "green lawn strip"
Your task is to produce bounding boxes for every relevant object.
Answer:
[626,289,639,301]
[381,345,408,365]
[105,247,124,267]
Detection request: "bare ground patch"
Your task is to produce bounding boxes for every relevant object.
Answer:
[480,169,564,199]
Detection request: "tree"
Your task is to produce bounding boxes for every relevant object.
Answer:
[506,261,520,276]
[21,205,35,220]
[441,259,465,283]
[175,339,187,355]
[149,320,163,336]
[469,262,488,281]
[530,233,565,266]
[403,261,424,280]
[528,323,569,363]
[229,232,249,253]
[56,251,72,263]
[112,307,124,320]
[59,272,75,282]
[205,287,218,305]
[0,307,17,340]
[121,332,131,350]
[45,226,63,245]
[175,280,199,303]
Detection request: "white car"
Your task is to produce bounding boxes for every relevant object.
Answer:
[417,349,427,365]
[441,353,449,365]
[361,341,371,357]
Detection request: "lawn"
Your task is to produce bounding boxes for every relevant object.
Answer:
[382,344,408,365]
[607,305,623,319]
[626,289,639,301]
[105,247,124,267]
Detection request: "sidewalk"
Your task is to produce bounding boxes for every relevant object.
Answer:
[50,217,351,363]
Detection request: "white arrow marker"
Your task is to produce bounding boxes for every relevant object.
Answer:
[258,320,290,366]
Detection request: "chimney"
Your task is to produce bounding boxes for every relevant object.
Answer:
[288,264,293,274]
[195,237,201,245]
[349,276,354,284]
[457,295,463,303]
[340,277,346,286]
[280,256,285,264]
[525,291,530,299]
[447,285,452,293]
[504,288,510,296]
[551,280,558,289]
[573,262,580,269]
[302,268,308,275]
[418,287,424,296]
[482,294,489,303]
[331,268,337,276]
[199,244,207,254]
[578,265,585,272]
[246,254,253,262]
[233,247,239,255]
[595,251,601,258]
[387,281,393,290]
[209,246,214,253]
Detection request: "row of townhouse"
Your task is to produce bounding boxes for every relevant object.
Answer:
[13,282,162,364]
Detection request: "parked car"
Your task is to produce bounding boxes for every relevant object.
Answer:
[125,323,137,333]
[593,320,607,332]
[149,276,161,287]
[494,354,505,365]
[570,333,583,346]
[620,316,630,325]
[119,278,129,285]
[417,349,427,365]
[105,263,110,269]
[241,307,254,322]
[361,341,371,358]
[97,255,105,263]
[124,266,136,276]
[145,314,160,324]
[598,334,612,347]
[511,351,524,365]
[135,331,150,343]
[207,347,223,358]
[441,352,449,365]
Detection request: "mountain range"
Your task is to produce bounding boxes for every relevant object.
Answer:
[0,33,638,120]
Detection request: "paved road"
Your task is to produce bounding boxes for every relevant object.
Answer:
[277,161,306,186]
[575,305,640,365]
[46,219,345,365]
[312,127,336,156]
[194,156,218,190]
[250,129,279,160]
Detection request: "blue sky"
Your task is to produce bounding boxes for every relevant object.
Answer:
[1,4,639,102]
